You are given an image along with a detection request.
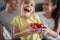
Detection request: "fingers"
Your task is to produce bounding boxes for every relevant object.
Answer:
[31,29,34,32]
[41,28,47,31]
[28,25,48,34]
[41,24,47,28]
[41,27,48,35]
[31,29,37,32]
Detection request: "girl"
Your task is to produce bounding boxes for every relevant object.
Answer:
[38,0,60,40]
[11,0,42,40]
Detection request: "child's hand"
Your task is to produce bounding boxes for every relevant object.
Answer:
[24,28,38,35]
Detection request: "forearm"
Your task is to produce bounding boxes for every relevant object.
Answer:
[48,29,59,38]
[13,31,27,38]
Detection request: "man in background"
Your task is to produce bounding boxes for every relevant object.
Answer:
[0,0,20,39]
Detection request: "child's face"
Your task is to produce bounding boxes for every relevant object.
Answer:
[20,0,35,19]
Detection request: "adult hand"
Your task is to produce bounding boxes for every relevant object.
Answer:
[41,25,49,35]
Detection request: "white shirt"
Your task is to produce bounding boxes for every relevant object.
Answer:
[36,12,60,40]
[36,12,55,30]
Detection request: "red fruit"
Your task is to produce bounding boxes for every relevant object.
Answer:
[30,23,37,29]
[30,23,43,29]
[37,24,43,28]
[33,25,37,29]
[30,23,46,29]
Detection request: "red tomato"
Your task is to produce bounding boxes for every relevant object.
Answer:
[37,24,43,28]
[30,23,43,29]
[30,23,37,29]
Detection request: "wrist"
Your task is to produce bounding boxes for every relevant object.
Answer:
[47,28,50,34]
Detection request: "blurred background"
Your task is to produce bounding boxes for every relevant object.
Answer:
[0,0,43,12]
[0,0,6,12]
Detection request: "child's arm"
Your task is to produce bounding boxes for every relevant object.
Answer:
[13,25,25,38]
[13,25,38,38]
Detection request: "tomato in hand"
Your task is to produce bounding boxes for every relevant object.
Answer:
[30,23,43,29]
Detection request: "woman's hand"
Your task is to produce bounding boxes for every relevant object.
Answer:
[41,24,59,38]
[41,25,49,35]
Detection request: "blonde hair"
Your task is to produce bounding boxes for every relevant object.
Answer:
[20,0,35,5]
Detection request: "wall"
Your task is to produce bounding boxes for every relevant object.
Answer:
[36,0,43,3]
[0,0,6,11]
